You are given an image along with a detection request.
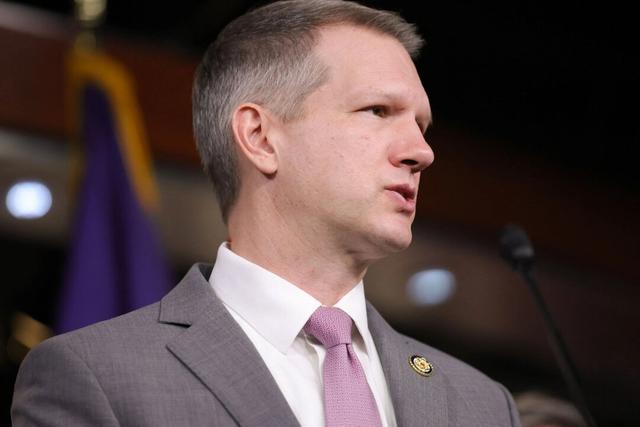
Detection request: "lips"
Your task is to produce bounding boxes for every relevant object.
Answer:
[386,184,416,200]
[384,184,417,213]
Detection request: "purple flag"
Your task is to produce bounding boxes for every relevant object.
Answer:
[56,82,172,333]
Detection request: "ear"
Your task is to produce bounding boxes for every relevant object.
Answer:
[231,103,278,175]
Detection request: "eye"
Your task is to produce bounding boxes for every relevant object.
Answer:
[364,105,388,117]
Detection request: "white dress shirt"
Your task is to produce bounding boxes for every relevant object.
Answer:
[209,243,397,427]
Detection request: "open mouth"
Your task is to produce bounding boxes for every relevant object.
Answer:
[386,184,416,201]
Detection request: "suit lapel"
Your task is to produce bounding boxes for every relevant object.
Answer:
[160,264,299,427]
[367,304,449,427]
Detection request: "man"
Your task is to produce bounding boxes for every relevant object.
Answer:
[13,1,522,426]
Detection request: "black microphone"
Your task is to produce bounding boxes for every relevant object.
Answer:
[499,224,598,427]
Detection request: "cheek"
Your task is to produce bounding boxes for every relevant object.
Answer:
[285,115,379,183]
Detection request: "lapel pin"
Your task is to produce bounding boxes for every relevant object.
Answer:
[408,354,433,377]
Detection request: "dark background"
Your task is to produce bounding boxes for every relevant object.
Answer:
[1,1,638,425]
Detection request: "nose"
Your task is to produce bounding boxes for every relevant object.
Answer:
[388,122,434,173]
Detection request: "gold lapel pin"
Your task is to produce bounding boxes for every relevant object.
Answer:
[408,355,433,377]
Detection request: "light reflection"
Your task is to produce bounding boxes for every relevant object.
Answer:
[5,180,53,219]
[406,269,456,306]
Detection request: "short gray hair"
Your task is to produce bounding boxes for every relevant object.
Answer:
[192,0,424,222]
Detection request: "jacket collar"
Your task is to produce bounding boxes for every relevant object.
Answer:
[159,264,299,427]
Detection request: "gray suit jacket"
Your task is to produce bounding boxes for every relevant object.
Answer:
[12,264,521,426]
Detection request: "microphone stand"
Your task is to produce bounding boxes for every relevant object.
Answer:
[517,268,597,427]
[500,225,598,427]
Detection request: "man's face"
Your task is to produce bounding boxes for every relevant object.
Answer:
[274,24,434,261]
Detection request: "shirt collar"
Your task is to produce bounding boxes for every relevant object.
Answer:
[209,242,371,355]
[334,280,370,349]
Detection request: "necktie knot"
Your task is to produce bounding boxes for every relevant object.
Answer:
[304,306,353,348]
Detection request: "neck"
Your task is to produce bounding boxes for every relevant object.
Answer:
[227,197,369,306]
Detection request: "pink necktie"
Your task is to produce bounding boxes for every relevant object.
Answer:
[304,306,383,427]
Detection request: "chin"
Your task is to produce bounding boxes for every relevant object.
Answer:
[385,214,415,247]
[364,222,413,259]
[384,230,413,252]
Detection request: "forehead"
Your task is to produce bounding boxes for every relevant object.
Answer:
[314,24,412,62]
[312,24,428,107]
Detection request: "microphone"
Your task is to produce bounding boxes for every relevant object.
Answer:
[499,224,598,427]
[499,224,535,273]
